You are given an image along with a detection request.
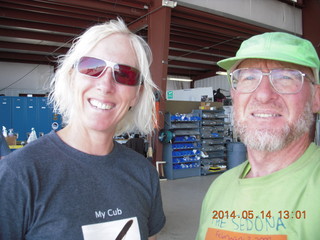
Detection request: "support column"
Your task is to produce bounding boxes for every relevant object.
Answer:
[302,0,320,56]
[148,0,173,164]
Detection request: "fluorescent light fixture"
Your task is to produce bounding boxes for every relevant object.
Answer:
[167,76,192,82]
[216,71,228,76]
[162,0,177,8]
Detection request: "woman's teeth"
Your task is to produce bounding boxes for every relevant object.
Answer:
[90,99,113,110]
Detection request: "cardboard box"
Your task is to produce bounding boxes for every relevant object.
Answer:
[5,136,17,146]
[165,100,223,114]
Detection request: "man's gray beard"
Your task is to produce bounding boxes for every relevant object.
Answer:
[234,103,315,152]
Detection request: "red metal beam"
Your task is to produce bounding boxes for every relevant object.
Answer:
[170,28,243,47]
[128,17,148,32]
[0,7,93,28]
[1,1,111,22]
[193,67,222,81]
[302,0,320,56]
[99,0,152,9]
[0,41,68,55]
[0,28,74,43]
[33,0,147,17]
[169,42,234,57]
[168,60,213,69]
[167,67,206,77]
[171,17,253,38]
[169,35,240,54]
[148,0,172,164]
[0,51,56,64]
[169,49,222,63]
[0,18,82,35]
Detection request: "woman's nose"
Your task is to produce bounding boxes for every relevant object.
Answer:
[97,67,115,93]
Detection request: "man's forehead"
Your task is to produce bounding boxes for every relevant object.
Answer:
[238,58,313,73]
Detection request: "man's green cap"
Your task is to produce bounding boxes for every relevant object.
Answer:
[217,32,320,83]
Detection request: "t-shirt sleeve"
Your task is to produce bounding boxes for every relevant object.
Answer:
[148,169,166,237]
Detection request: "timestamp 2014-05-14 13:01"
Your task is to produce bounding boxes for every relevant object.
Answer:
[212,210,306,220]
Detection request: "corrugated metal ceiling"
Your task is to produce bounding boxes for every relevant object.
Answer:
[0,0,284,81]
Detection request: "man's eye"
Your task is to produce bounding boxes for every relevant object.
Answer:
[279,75,293,80]
[240,75,256,81]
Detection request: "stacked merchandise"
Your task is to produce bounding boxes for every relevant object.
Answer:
[162,112,202,179]
[194,109,229,175]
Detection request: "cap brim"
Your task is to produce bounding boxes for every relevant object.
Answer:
[217,56,243,71]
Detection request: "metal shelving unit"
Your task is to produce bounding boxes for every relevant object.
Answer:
[163,111,201,180]
[194,109,228,175]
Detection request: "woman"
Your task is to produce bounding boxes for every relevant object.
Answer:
[0,19,165,240]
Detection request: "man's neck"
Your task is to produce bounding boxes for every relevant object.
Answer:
[245,133,311,178]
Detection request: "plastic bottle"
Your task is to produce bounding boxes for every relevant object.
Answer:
[2,126,7,137]
[27,128,37,143]
[8,129,14,136]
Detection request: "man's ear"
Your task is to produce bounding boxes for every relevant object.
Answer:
[312,84,320,113]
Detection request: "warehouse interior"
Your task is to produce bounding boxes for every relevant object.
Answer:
[0,0,319,239]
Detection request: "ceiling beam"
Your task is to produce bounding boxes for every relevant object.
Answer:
[0,7,93,28]
[168,60,213,70]
[0,41,68,55]
[169,49,224,63]
[0,51,56,64]
[99,0,152,9]
[169,42,233,57]
[128,17,148,32]
[33,0,147,17]
[193,67,222,81]
[167,67,206,77]
[169,35,240,54]
[1,1,114,22]
[0,28,74,44]
[0,18,82,36]
[171,17,252,38]
[173,6,271,34]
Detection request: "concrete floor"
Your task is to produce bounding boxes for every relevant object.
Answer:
[157,174,221,240]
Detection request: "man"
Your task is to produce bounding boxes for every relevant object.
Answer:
[196,32,320,239]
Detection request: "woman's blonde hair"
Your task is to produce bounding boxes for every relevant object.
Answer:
[48,18,158,135]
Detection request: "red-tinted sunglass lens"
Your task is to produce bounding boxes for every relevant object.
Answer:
[114,64,140,86]
[78,57,106,77]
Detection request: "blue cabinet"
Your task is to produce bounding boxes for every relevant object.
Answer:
[0,96,12,129]
[12,97,27,140]
[37,97,50,134]
[0,96,62,141]
[25,97,37,138]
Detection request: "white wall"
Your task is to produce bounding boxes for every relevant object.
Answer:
[178,0,302,34]
[166,80,191,91]
[194,75,230,96]
[0,62,54,96]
